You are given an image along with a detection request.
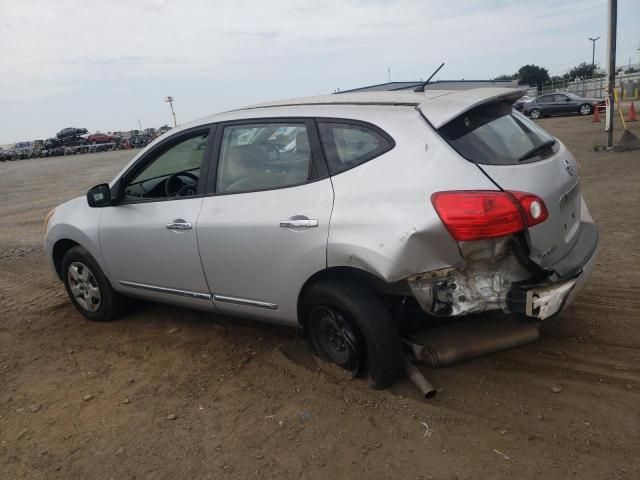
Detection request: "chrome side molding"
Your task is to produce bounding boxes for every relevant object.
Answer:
[119,281,212,300]
[213,294,278,310]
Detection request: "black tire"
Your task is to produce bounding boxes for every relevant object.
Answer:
[61,246,125,321]
[302,280,404,389]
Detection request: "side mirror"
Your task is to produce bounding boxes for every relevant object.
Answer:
[565,98,571,102]
[87,183,112,208]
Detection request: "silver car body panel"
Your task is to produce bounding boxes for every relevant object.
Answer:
[197,177,334,325]
[321,105,494,281]
[45,196,106,276]
[99,198,215,311]
[479,141,583,269]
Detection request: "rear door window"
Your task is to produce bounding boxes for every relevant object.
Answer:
[318,121,394,175]
[438,101,558,165]
[216,122,314,194]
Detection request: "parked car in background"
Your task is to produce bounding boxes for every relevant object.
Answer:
[45,88,598,389]
[57,127,88,139]
[87,133,117,144]
[523,93,605,119]
[513,95,534,112]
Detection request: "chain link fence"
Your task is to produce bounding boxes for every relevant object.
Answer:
[536,72,640,99]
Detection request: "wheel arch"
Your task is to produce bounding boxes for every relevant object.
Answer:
[51,238,80,280]
[296,266,409,329]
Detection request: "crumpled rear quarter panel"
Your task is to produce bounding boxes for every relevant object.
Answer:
[326,106,498,282]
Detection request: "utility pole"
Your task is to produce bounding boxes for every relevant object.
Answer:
[588,36,600,75]
[606,0,617,148]
[137,119,142,131]
[164,96,177,127]
[387,66,391,83]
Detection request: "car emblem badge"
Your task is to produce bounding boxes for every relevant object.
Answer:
[563,158,575,176]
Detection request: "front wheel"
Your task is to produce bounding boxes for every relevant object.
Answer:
[529,108,542,119]
[579,104,592,115]
[302,280,404,389]
[62,246,125,321]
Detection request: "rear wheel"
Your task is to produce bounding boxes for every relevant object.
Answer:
[302,280,404,389]
[62,246,124,321]
[529,108,542,119]
[579,103,592,115]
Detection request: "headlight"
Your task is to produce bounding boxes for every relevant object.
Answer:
[44,208,55,231]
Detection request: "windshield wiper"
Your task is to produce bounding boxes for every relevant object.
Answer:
[518,139,556,162]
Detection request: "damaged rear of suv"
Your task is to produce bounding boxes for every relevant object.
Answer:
[321,88,598,389]
[409,99,598,322]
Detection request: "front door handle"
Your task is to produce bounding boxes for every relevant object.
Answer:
[166,220,192,231]
[279,219,318,229]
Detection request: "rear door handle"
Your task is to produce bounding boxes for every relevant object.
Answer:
[279,219,318,229]
[166,221,192,231]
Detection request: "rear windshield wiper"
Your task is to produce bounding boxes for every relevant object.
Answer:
[518,139,556,162]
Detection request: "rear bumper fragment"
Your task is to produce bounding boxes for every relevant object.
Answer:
[548,222,598,279]
[507,224,599,319]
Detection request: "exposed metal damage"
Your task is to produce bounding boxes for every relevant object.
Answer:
[407,236,531,317]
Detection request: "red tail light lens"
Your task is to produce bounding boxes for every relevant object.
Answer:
[431,190,548,241]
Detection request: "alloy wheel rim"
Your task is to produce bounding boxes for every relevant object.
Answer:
[67,262,101,312]
[580,105,590,115]
[531,110,541,119]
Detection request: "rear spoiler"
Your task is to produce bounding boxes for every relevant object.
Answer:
[418,88,526,129]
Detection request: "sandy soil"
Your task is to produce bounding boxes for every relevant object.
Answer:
[1,117,639,479]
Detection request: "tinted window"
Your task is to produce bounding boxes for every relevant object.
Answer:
[123,132,208,200]
[537,95,553,103]
[554,94,569,102]
[216,123,312,193]
[318,122,393,175]
[438,101,558,165]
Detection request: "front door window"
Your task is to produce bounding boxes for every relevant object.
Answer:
[123,132,209,200]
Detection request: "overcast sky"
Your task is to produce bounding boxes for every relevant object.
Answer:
[1,0,638,144]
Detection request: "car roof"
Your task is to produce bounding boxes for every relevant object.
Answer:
[166,87,526,138]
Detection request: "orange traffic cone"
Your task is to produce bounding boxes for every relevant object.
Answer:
[592,106,601,123]
[627,102,637,122]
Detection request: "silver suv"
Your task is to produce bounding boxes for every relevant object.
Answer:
[44,88,598,389]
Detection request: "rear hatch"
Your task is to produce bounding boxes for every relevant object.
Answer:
[433,99,583,271]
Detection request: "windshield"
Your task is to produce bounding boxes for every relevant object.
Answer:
[438,101,558,165]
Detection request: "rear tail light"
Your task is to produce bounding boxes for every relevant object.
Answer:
[431,190,548,241]
[510,191,549,227]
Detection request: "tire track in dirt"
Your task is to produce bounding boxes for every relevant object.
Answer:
[0,255,67,316]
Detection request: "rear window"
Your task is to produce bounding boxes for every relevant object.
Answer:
[318,121,394,174]
[438,101,558,165]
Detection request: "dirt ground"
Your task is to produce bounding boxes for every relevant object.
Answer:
[1,116,639,479]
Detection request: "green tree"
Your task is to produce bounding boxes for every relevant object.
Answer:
[567,62,597,79]
[516,64,550,87]
[493,73,516,81]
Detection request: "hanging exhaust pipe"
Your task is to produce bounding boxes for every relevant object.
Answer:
[406,316,540,368]
[404,356,437,399]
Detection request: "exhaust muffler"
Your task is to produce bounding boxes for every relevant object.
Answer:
[405,316,540,368]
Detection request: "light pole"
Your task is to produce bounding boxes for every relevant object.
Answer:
[164,96,177,127]
[605,0,617,148]
[589,36,600,75]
